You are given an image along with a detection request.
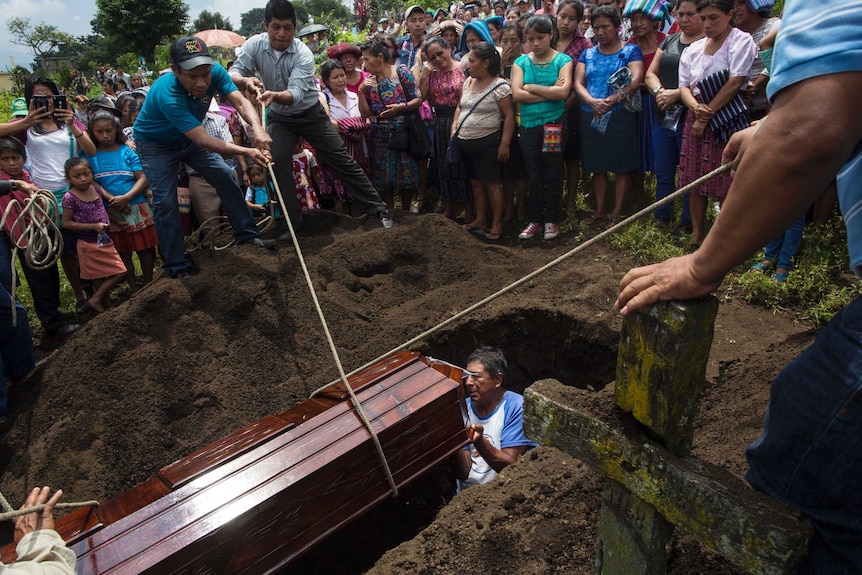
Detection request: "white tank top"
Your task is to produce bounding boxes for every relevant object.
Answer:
[26,125,76,191]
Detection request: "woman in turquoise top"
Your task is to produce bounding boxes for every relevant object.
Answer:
[511,15,573,242]
[574,5,644,225]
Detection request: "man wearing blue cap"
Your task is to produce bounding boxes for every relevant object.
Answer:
[134,35,277,279]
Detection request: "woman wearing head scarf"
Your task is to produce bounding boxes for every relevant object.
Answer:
[623,0,670,207]
[327,42,370,93]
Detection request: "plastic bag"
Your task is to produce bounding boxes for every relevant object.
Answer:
[96,232,113,247]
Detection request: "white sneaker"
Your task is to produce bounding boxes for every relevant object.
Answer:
[377,210,394,229]
[518,222,542,240]
[543,223,559,240]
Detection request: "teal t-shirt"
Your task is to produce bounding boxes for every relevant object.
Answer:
[133,64,237,147]
[515,52,572,128]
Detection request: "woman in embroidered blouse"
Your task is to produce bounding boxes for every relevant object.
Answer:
[574,5,644,225]
[358,40,422,212]
[678,0,757,246]
[320,59,370,216]
[512,14,573,242]
[419,36,470,220]
[452,42,515,240]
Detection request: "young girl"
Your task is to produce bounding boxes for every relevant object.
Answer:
[61,158,126,313]
[511,15,573,241]
[83,110,157,294]
[245,164,274,215]
[292,139,320,213]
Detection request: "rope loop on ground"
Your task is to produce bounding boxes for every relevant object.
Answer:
[0,189,64,326]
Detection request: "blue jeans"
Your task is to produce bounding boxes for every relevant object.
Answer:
[136,139,259,276]
[652,118,691,226]
[764,215,805,270]
[519,116,567,225]
[0,277,35,415]
[746,296,862,574]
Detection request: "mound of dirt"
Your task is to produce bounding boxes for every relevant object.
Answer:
[0,211,815,574]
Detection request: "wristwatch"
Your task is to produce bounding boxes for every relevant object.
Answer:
[652,85,662,95]
[8,180,17,191]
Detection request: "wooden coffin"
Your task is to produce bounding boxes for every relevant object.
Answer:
[1,351,468,574]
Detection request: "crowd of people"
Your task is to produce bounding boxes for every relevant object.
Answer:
[311,0,782,249]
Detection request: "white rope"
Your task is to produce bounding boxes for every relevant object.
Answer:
[311,162,733,394]
[0,501,100,522]
[255,92,400,498]
[0,190,63,326]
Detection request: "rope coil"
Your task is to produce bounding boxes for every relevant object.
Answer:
[0,190,64,325]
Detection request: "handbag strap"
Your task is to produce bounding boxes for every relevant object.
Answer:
[453,79,507,138]
[377,66,415,117]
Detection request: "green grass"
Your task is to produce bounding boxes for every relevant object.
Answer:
[580,175,861,327]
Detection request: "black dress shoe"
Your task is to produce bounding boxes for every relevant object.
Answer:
[251,237,277,250]
[46,323,81,336]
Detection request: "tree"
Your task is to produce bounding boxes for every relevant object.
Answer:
[238,8,266,37]
[193,10,233,32]
[7,17,77,62]
[94,0,189,65]
[304,0,350,22]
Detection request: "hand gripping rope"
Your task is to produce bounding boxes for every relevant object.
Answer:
[0,489,99,523]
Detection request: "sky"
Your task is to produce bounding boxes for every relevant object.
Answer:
[0,0,269,71]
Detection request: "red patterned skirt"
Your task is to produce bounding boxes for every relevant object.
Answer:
[107,202,158,253]
[679,112,732,198]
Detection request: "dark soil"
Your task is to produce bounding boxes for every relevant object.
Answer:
[0,210,815,573]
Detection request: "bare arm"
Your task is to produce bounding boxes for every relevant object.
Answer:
[616,72,862,314]
[226,90,272,152]
[62,207,107,234]
[644,48,664,94]
[524,61,573,100]
[498,95,515,162]
[511,62,544,104]
[704,75,747,114]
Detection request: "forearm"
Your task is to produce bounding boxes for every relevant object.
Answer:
[473,437,523,473]
[679,86,698,111]
[455,449,472,481]
[706,76,746,112]
[572,82,592,105]
[270,89,296,107]
[752,73,769,93]
[512,88,545,104]
[644,70,662,94]
[0,121,29,139]
[528,84,569,101]
[404,97,422,113]
[233,97,268,143]
[74,131,97,157]
[694,74,862,284]
[126,175,148,199]
[500,109,515,147]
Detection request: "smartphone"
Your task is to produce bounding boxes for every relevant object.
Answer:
[32,95,50,114]
[52,95,68,115]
